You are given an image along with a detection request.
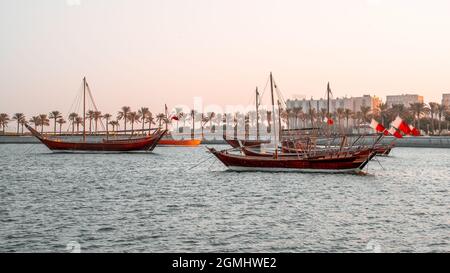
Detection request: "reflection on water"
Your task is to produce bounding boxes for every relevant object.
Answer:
[0,144,449,252]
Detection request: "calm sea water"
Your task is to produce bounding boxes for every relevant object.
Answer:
[0,144,449,253]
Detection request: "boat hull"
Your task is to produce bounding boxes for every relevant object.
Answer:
[224,138,271,148]
[208,148,375,174]
[374,145,393,156]
[158,139,201,147]
[25,124,166,153]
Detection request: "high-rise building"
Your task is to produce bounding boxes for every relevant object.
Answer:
[442,94,450,107]
[286,95,381,113]
[385,94,424,107]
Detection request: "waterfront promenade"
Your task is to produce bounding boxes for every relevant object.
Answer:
[2,134,450,148]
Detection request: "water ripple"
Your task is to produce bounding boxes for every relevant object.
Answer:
[0,144,449,252]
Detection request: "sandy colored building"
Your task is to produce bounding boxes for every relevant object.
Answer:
[385,94,424,107]
[442,94,450,107]
[286,95,381,113]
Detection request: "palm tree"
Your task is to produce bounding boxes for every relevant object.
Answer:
[409,102,429,131]
[57,118,66,135]
[437,104,447,135]
[0,113,10,134]
[207,112,215,132]
[29,116,40,130]
[103,113,112,134]
[138,107,150,134]
[378,102,389,127]
[93,111,102,133]
[127,112,140,135]
[38,114,50,133]
[344,109,353,130]
[190,110,197,138]
[117,106,131,134]
[200,113,210,139]
[173,107,184,132]
[360,106,371,123]
[145,112,155,131]
[12,113,25,135]
[388,104,407,121]
[156,113,166,129]
[20,119,27,134]
[284,108,292,129]
[353,111,363,134]
[180,112,188,130]
[86,110,94,134]
[49,111,62,135]
[292,106,303,129]
[308,108,317,127]
[68,112,78,134]
[109,120,119,132]
[336,108,345,128]
[428,102,439,135]
[74,117,83,133]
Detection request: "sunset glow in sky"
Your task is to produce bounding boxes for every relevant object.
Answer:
[1,0,450,117]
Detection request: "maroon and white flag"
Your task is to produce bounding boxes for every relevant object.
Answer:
[409,124,421,136]
[388,127,403,138]
[392,116,411,135]
[324,117,334,125]
[370,119,386,134]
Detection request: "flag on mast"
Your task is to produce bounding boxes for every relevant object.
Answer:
[370,119,387,134]
[324,116,334,125]
[392,116,412,135]
[409,124,421,136]
[388,127,403,138]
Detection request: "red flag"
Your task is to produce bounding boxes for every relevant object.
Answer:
[171,116,179,121]
[324,117,334,125]
[388,127,403,138]
[409,125,421,136]
[370,119,386,133]
[392,116,411,135]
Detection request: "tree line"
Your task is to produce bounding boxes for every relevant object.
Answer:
[1,102,450,136]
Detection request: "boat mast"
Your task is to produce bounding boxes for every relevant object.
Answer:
[255,87,260,140]
[277,100,283,142]
[327,82,330,117]
[83,77,86,142]
[270,72,278,159]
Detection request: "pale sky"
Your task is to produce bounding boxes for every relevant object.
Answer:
[1,0,450,118]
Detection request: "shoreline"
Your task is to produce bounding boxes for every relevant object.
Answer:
[2,135,450,148]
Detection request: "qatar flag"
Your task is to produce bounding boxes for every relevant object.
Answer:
[409,125,421,136]
[370,119,386,133]
[388,127,403,138]
[171,116,179,121]
[324,117,334,125]
[392,116,411,135]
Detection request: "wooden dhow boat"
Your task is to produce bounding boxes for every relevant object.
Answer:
[208,73,377,173]
[25,77,167,153]
[25,123,166,153]
[208,147,376,173]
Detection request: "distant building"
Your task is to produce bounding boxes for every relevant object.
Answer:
[286,95,381,113]
[442,94,450,107]
[385,94,424,108]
